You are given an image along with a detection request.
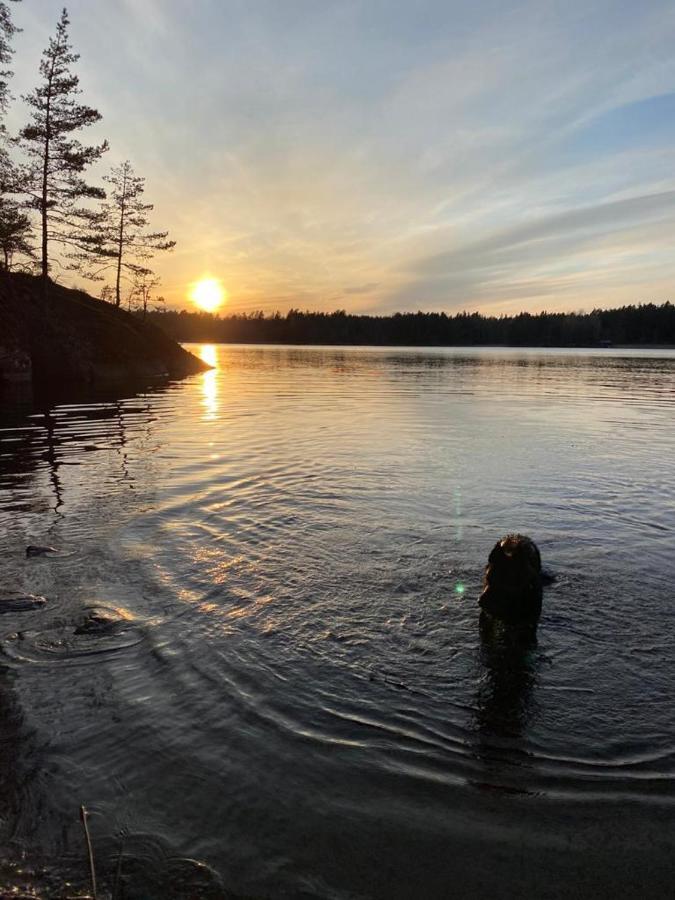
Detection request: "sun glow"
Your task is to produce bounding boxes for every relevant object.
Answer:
[190,278,226,313]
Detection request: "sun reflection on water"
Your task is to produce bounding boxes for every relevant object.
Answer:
[199,344,219,420]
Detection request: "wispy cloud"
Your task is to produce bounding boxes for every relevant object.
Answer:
[384,191,675,310]
[8,0,675,312]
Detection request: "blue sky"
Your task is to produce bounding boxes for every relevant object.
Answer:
[8,1,675,313]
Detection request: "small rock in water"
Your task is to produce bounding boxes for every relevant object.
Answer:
[74,607,131,635]
[26,545,58,557]
[0,595,48,613]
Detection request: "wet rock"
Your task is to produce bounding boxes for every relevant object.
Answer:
[0,594,48,612]
[74,607,132,635]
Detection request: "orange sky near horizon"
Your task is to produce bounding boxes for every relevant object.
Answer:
[9,2,675,318]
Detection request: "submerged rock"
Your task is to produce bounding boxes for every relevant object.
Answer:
[73,606,134,635]
[0,594,48,612]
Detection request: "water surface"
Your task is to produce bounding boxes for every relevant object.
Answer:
[1,345,674,898]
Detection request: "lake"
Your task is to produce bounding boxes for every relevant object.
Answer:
[1,344,674,898]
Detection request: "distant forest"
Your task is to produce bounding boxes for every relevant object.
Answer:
[145,302,675,347]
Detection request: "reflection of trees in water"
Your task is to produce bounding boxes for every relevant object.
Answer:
[0,388,48,517]
[42,408,64,514]
[0,384,161,520]
[116,399,131,483]
[0,384,169,890]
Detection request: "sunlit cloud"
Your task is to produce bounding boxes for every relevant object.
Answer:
[386,190,675,310]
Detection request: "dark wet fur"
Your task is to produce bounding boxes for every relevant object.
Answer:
[479,534,543,627]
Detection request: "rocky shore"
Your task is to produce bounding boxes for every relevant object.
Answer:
[0,272,209,388]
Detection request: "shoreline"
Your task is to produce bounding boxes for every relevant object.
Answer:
[177,339,675,351]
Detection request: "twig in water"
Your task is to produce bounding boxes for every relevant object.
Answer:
[79,804,97,900]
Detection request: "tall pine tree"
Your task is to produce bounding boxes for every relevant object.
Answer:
[18,7,107,294]
[0,198,33,269]
[85,160,175,307]
[0,1,33,273]
[0,0,20,117]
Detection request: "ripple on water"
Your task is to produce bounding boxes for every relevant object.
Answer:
[1,346,675,897]
[1,605,146,664]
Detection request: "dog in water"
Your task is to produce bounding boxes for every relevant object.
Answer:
[478,534,544,628]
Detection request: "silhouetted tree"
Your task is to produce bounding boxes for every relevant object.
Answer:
[0,0,19,118]
[0,2,31,271]
[18,7,107,295]
[84,159,175,307]
[130,268,160,319]
[0,198,33,269]
[144,301,675,348]
[98,283,114,303]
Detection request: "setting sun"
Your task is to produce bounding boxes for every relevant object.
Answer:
[190,278,226,313]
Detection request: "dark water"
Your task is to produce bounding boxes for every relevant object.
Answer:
[1,345,674,898]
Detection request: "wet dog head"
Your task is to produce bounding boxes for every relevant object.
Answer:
[479,534,542,626]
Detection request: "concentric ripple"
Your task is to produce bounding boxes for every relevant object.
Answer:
[1,345,675,898]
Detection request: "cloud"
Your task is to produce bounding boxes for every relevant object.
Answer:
[9,0,675,312]
[343,282,380,295]
[383,191,675,311]
[413,190,675,275]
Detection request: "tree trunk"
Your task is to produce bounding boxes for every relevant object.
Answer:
[41,155,49,298]
[41,53,56,301]
[114,167,127,308]
[114,244,122,307]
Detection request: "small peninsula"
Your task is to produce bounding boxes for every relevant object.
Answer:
[0,272,209,389]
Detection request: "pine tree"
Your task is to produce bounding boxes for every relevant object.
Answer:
[18,7,108,295]
[87,159,175,307]
[0,0,20,117]
[129,268,161,318]
[0,197,33,269]
[0,2,33,274]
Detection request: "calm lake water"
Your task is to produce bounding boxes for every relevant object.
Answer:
[1,344,674,898]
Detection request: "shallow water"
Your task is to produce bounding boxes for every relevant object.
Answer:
[1,344,674,898]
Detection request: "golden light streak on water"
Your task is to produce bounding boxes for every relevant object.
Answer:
[198,344,219,420]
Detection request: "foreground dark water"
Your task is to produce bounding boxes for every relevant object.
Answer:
[1,344,674,898]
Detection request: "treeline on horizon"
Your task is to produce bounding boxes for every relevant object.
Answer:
[145,301,675,347]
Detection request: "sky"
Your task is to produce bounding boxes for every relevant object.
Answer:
[7,0,675,314]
